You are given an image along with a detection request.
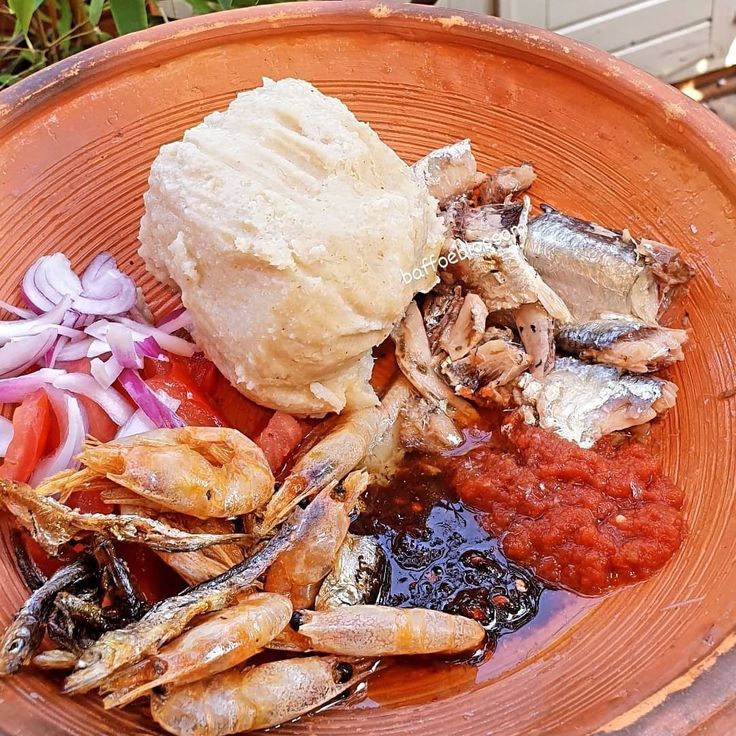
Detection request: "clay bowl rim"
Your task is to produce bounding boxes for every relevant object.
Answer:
[1,1,736,733]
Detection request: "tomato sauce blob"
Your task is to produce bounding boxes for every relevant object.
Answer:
[448,413,686,595]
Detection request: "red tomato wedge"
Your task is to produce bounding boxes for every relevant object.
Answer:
[0,391,53,483]
[146,374,225,427]
[256,411,305,473]
[211,377,272,439]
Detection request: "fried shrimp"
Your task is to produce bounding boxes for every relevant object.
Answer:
[291,605,486,656]
[76,428,275,519]
[64,514,304,695]
[259,379,411,533]
[150,656,375,736]
[264,471,369,609]
[103,592,292,707]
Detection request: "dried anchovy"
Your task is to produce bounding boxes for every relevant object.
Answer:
[0,479,250,555]
[10,529,46,592]
[0,555,96,675]
[65,514,305,695]
[94,539,149,623]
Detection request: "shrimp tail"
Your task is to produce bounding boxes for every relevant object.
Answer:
[102,658,169,708]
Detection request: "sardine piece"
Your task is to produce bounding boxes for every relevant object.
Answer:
[0,480,249,556]
[525,209,693,323]
[412,140,484,206]
[449,201,524,241]
[481,162,537,204]
[518,357,677,448]
[442,328,530,406]
[423,284,465,354]
[514,302,556,378]
[315,534,387,610]
[439,293,489,361]
[445,198,572,323]
[400,394,464,452]
[392,301,481,426]
[557,318,687,373]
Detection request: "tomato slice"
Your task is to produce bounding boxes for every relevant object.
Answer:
[146,374,226,427]
[79,397,118,442]
[211,376,272,439]
[0,391,53,483]
[256,411,305,473]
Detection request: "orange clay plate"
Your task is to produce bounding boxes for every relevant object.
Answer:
[1,3,736,735]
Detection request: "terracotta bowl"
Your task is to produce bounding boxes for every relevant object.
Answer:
[1,2,736,734]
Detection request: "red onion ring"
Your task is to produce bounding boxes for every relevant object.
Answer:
[52,372,134,426]
[30,387,88,485]
[0,330,58,378]
[118,369,184,429]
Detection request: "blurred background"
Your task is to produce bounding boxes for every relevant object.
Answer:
[2,0,736,122]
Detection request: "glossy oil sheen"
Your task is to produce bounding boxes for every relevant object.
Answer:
[1,3,736,735]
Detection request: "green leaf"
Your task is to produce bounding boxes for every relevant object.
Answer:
[88,0,106,26]
[216,0,233,9]
[185,0,214,12]
[55,0,72,55]
[7,0,44,35]
[109,0,148,35]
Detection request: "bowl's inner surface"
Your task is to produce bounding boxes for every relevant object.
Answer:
[1,6,736,736]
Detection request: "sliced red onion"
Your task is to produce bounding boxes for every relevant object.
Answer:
[135,336,166,361]
[52,372,134,426]
[30,387,88,485]
[57,337,95,362]
[0,297,70,345]
[81,253,116,290]
[107,323,142,369]
[87,339,111,359]
[22,254,82,314]
[0,300,36,320]
[156,307,192,335]
[118,368,184,429]
[115,408,156,438]
[90,356,123,390]
[0,368,65,404]
[0,330,58,378]
[113,317,195,357]
[0,415,13,457]
[73,254,137,316]
[44,336,67,368]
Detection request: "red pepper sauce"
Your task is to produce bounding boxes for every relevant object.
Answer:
[448,413,686,595]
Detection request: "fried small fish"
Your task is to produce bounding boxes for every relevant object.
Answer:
[64,504,307,695]
[0,480,249,556]
[557,318,687,373]
[518,357,677,448]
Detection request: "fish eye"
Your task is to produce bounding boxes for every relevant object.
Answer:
[336,662,353,683]
[289,611,304,630]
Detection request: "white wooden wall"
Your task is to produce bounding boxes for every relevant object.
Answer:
[438,0,736,81]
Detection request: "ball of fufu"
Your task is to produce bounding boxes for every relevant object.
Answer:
[138,78,445,415]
